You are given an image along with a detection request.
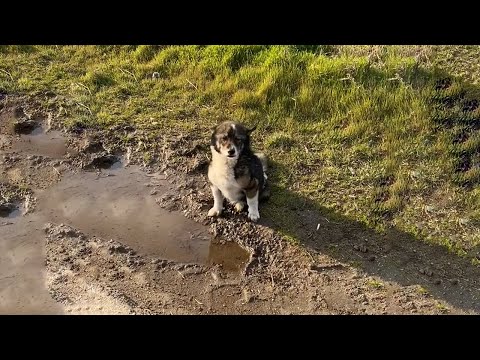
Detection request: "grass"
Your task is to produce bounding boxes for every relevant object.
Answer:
[416,286,430,296]
[435,301,449,313]
[366,278,385,290]
[1,45,480,261]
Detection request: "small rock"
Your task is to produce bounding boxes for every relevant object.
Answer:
[368,255,376,262]
[424,205,435,213]
[82,140,104,153]
[450,279,459,286]
[150,190,158,195]
[242,289,254,303]
[434,279,442,285]
[14,106,26,118]
[156,260,168,269]
[354,244,368,253]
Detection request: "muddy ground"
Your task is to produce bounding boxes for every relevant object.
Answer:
[1,94,479,315]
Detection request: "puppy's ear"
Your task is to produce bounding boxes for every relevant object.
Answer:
[211,130,220,153]
[246,125,257,135]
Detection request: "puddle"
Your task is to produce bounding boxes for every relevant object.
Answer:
[0,107,74,158]
[35,165,249,269]
[208,239,250,272]
[11,127,74,159]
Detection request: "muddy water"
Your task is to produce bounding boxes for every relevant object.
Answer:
[11,127,74,158]
[208,239,250,272]
[1,214,64,314]
[38,166,213,263]
[0,104,75,158]
[36,165,249,266]
[1,163,250,314]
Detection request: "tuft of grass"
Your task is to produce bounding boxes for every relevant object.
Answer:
[416,286,429,295]
[366,279,385,289]
[265,132,295,150]
[436,301,449,313]
[82,70,115,91]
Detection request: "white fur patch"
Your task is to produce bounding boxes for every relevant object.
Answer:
[247,191,260,222]
[208,185,224,217]
[208,146,244,204]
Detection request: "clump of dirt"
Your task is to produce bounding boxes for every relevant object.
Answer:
[0,182,34,214]
[81,138,104,153]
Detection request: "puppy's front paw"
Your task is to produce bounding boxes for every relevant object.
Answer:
[234,201,246,212]
[208,207,222,217]
[248,211,260,222]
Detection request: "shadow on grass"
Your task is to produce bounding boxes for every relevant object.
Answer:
[257,153,480,313]
[257,67,480,313]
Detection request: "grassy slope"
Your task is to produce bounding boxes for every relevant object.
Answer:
[1,45,479,262]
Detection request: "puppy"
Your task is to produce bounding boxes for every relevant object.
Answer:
[207,121,269,222]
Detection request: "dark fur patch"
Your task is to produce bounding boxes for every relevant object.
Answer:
[234,150,265,198]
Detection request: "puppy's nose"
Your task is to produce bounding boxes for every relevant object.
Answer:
[228,148,235,156]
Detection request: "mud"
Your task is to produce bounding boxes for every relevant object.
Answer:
[1,95,479,315]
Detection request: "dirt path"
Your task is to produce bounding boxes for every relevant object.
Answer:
[1,96,478,314]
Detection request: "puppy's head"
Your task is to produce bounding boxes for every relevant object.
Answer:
[211,121,256,159]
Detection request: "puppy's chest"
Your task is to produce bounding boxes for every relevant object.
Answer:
[208,162,243,200]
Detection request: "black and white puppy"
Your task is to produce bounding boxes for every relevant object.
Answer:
[208,121,269,222]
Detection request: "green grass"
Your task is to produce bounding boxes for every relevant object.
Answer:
[416,286,429,296]
[1,45,480,261]
[366,279,385,289]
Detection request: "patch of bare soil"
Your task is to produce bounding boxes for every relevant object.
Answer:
[1,94,476,314]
